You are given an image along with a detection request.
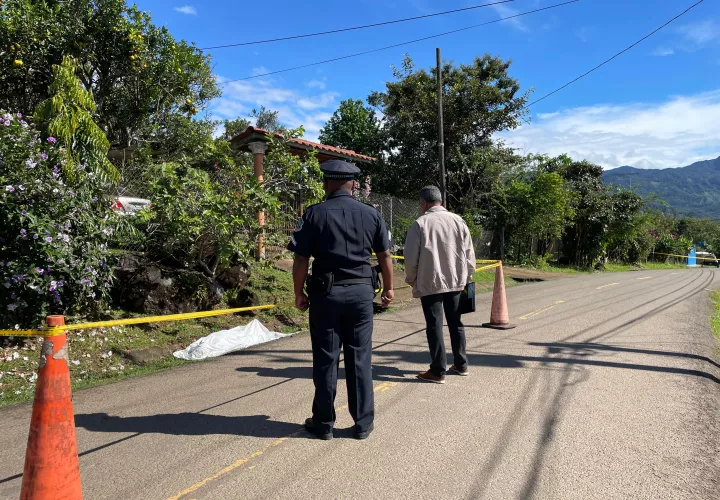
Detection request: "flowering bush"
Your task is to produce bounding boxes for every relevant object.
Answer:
[0,112,116,328]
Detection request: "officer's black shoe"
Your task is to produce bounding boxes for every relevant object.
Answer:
[354,423,374,440]
[304,418,333,440]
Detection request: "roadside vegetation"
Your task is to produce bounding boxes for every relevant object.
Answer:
[710,290,720,341]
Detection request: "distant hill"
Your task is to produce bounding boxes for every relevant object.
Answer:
[603,156,720,218]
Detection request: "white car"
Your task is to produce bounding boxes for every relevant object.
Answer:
[112,196,151,215]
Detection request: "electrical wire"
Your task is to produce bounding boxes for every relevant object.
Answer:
[200,0,516,50]
[218,0,580,85]
[528,0,705,106]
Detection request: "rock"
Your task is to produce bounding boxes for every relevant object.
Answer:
[111,253,223,315]
[216,263,251,290]
[228,288,261,316]
[120,346,173,365]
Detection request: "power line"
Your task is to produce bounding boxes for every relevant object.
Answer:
[528,0,705,106]
[219,0,580,85]
[200,0,516,50]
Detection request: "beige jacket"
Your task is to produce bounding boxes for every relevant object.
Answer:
[404,206,476,298]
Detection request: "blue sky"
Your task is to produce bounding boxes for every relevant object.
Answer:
[136,0,720,169]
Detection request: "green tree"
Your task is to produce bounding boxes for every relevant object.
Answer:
[221,117,251,142]
[0,0,219,148]
[319,98,383,158]
[505,171,575,260]
[368,55,530,197]
[34,56,118,183]
[251,106,283,133]
[547,156,645,267]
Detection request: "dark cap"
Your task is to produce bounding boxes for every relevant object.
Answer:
[320,160,360,180]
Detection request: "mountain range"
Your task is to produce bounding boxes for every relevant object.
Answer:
[603,156,720,219]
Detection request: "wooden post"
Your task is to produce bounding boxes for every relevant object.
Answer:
[248,141,268,260]
[436,47,447,207]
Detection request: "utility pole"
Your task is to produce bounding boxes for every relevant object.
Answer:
[436,48,447,206]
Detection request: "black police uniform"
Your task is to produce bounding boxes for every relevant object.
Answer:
[288,160,390,437]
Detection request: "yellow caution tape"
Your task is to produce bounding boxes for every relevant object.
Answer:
[476,262,502,272]
[2,258,505,337]
[652,252,718,261]
[0,304,287,338]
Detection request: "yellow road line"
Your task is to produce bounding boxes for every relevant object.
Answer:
[637,276,653,280]
[168,381,399,500]
[519,301,564,321]
[596,283,620,290]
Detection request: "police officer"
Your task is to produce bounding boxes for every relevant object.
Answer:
[289,159,395,440]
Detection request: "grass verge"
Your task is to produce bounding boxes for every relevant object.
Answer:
[0,262,307,407]
[710,290,720,340]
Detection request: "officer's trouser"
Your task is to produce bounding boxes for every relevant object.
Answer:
[308,283,375,434]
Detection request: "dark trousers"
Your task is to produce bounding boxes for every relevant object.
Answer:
[308,284,375,435]
[420,291,468,376]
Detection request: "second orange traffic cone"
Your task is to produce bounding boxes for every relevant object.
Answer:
[20,315,82,500]
[482,264,516,330]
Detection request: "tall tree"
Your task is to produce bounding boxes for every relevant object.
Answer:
[368,55,530,198]
[0,0,219,148]
[319,98,383,158]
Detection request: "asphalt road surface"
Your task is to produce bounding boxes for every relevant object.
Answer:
[1,269,719,499]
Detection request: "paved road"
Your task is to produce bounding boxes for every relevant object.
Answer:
[2,269,719,499]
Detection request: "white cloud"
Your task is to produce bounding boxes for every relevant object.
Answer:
[212,77,340,141]
[491,4,529,32]
[658,20,720,54]
[501,90,720,170]
[678,19,720,46]
[251,67,269,77]
[575,27,590,43]
[306,79,327,90]
[652,47,675,57]
[174,5,197,15]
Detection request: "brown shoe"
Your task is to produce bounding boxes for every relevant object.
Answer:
[417,371,446,384]
[449,365,469,376]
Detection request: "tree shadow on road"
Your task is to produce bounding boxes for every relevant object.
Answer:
[74,412,304,438]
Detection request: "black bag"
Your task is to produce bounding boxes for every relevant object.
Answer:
[458,282,476,315]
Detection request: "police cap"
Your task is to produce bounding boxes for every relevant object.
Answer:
[320,160,360,181]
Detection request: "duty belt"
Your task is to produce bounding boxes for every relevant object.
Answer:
[333,277,373,286]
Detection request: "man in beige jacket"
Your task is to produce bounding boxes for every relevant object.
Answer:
[404,186,476,383]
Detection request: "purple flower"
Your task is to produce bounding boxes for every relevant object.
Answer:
[57,281,64,288]
[16,274,24,281]
[21,210,27,216]
[25,160,37,169]
[81,279,92,286]
[33,234,39,240]
[20,229,27,238]
[45,236,53,243]
[3,121,10,127]
[18,185,24,191]
[20,120,28,128]
[5,186,14,193]
[40,153,48,161]
[47,137,57,144]
[49,281,57,292]
[16,113,22,119]
[35,267,43,274]
[10,293,16,299]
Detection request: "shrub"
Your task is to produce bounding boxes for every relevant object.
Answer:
[0,113,116,328]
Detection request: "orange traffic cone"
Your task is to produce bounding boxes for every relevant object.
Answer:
[20,315,82,500]
[482,264,516,330]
